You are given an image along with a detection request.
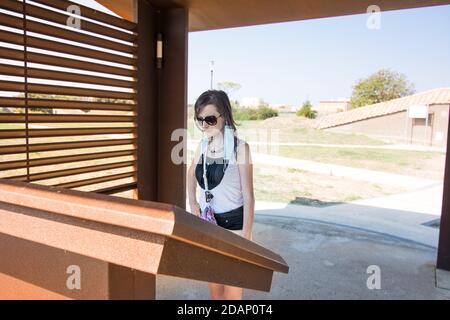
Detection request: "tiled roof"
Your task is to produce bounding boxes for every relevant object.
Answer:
[315,87,450,129]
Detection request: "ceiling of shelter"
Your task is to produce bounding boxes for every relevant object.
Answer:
[95,0,450,31]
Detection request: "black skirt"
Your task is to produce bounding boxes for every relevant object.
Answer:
[214,205,244,230]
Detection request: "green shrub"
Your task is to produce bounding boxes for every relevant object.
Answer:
[296,100,317,119]
[233,105,278,121]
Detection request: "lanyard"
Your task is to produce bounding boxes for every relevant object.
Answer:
[202,139,214,203]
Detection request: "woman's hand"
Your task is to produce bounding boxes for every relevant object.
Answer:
[190,202,201,217]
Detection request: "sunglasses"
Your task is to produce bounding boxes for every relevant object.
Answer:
[196,114,222,126]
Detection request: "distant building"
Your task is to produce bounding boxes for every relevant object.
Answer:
[312,99,351,116]
[271,103,295,112]
[315,88,450,147]
[239,97,264,109]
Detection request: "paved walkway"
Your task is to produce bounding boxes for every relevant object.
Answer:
[187,140,439,189]
[179,145,447,299]
[160,204,448,299]
[244,141,446,153]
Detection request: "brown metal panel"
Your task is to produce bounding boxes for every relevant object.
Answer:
[0,0,23,14]
[0,139,135,155]
[27,20,136,54]
[437,108,450,271]
[0,179,289,281]
[0,233,110,299]
[0,113,26,123]
[91,182,138,195]
[0,127,136,139]
[0,80,24,92]
[28,139,135,152]
[0,29,24,46]
[158,237,274,291]
[28,68,136,89]
[0,46,24,61]
[0,64,24,77]
[0,145,27,155]
[54,171,136,188]
[27,36,136,65]
[27,98,136,112]
[107,264,155,300]
[34,0,137,31]
[25,3,137,43]
[136,0,158,202]
[8,161,135,182]
[0,97,25,107]
[0,149,136,170]
[171,206,289,273]
[0,12,23,30]
[157,7,188,209]
[27,83,136,100]
[0,113,135,123]
[27,51,136,77]
[0,66,136,90]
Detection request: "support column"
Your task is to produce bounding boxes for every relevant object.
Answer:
[436,107,450,290]
[157,7,188,209]
[137,0,158,202]
[136,1,188,209]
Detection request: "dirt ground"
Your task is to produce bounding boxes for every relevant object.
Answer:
[254,163,407,205]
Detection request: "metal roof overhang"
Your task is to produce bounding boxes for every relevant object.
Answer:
[96,0,450,31]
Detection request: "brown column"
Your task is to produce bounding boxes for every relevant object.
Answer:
[157,7,188,209]
[137,0,158,202]
[136,1,188,210]
[437,107,450,276]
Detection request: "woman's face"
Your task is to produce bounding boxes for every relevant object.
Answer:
[196,104,225,138]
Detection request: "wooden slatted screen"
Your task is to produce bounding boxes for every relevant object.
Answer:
[0,0,138,196]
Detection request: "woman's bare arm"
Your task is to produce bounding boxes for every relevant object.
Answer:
[187,143,202,216]
[237,142,255,240]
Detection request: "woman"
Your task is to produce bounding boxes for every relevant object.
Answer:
[187,90,255,300]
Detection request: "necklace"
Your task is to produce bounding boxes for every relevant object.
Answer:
[208,140,223,154]
[210,146,223,154]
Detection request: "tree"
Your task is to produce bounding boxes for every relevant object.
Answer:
[296,100,317,119]
[350,69,415,108]
[217,81,242,96]
[217,81,242,109]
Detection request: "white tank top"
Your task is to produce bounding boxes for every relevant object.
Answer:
[198,137,245,214]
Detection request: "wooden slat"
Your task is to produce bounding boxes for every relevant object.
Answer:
[26,3,136,43]
[0,149,136,170]
[55,171,136,189]
[0,29,24,46]
[27,51,136,77]
[0,64,24,77]
[28,67,136,88]
[28,83,135,100]
[27,98,136,112]
[0,127,136,139]
[9,160,136,181]
[0,138,135,155]
[0,12,23,30]
[0,145,26,155]
[33,0,137,31]
[0,113,135,123]
[0,97,25,107]
[0,80,24,92]
[27,35,136,65]
[27,20,136,55]
[0,46,24,61]
[0,0,23,14]
[92,182,137,195]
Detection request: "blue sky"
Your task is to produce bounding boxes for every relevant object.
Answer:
[188,4,450,106]
[79,1,450,107]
